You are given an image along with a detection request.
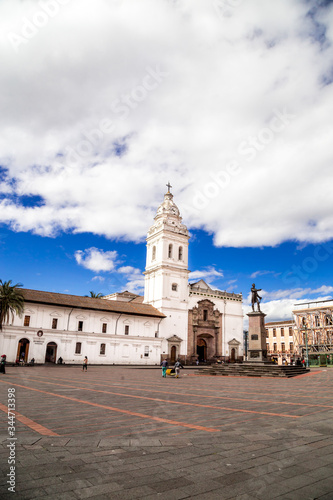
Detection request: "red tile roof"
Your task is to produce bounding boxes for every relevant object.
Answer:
[20,289,165,318]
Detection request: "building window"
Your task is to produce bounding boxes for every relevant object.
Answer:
[273,328,276,337]
[24,315,30,327]
[280,328,284,337]
[302,317,306,327]
[100,343,106,355]
[78,321,83,332]
[273,343,277,352]
[52,318,58,329]
[315,316,320,327]
[152,245,156,261]
[144,346,149,357]
[265,329,269,338]
[281,343,285,353]
[203,310,208,321]
[178,246,183,260]
[326,315,333,325]
[125,325,129,335]
[290,343,294,353]
[102,323,107,333]
[168,244,173,258]
[172,283,178,292]
[75,342,82,354]
[289,327,293,336]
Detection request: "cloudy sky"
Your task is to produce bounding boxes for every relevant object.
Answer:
[1,0,333,321]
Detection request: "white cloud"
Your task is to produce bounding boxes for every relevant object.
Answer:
[189,266,224,283]
[74,248,118,272]
[1,0,333,247]
[250,270,278,279]
[91,276,105,282]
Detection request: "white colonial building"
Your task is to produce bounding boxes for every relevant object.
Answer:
[1,188,244,365]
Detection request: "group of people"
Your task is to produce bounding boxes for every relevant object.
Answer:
[161,358,183,378]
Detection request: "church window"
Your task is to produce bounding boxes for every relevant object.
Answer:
[178,246,183,260]
[203,310,208,321]
[78,321,83,332]
[144,346,149,357]
[52,318,58,329]
[168,244,173,258]
[102,323,107,333]
[100,343,106,355]
[152,246,156,261]
[125,325,129,335]
[24,315,30,327]
[75,342,82,354]
[172,283,178,292]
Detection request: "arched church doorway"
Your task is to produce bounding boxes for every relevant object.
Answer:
[230,348,236,362]
[170,345,177,363]
[17,338,30,363]
[45,342,57,363]
[197,338,207,362]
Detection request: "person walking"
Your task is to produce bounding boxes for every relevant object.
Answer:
[83,356,88,371]
[161,358,168,378]
[0,355,6,374]
[174,359,183,378]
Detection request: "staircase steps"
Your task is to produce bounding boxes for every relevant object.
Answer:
[198,364,310,378]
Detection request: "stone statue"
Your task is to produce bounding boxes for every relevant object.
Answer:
[251,283,262,312]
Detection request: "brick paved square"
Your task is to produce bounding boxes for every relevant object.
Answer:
[1,365,333,499]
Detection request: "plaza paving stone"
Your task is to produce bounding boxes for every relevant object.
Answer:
[0,365,333,499]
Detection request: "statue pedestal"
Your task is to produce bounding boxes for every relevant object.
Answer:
[245,311,270,364]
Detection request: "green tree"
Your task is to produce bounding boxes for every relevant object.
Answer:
[85,291,103,298]
[0,280,25,331]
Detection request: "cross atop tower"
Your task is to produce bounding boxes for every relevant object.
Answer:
[166,182,172,193]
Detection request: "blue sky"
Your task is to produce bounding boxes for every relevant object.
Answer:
[1,0,333,321]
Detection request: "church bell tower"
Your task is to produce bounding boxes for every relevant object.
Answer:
[144,184,189,355]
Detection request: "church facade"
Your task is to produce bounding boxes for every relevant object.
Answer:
[1,189,244,365]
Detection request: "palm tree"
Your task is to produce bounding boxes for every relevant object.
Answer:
[0,280,25,331]
[85,291,103,298]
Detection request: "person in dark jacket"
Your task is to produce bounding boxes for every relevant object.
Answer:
[0,355,6,374]
[161,359,168,378]
[174,359,183,378]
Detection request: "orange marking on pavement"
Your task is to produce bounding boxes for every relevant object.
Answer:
[293,371,324,378]
[2,377,300,419]
[23,374,333,411]
[26,371,333,403]
[0,381,219,433]
[0,402,58,436]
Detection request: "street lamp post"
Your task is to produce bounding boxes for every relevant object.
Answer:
[304,324,309,368]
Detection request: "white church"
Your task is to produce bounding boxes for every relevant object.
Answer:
[1,188,244,365]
